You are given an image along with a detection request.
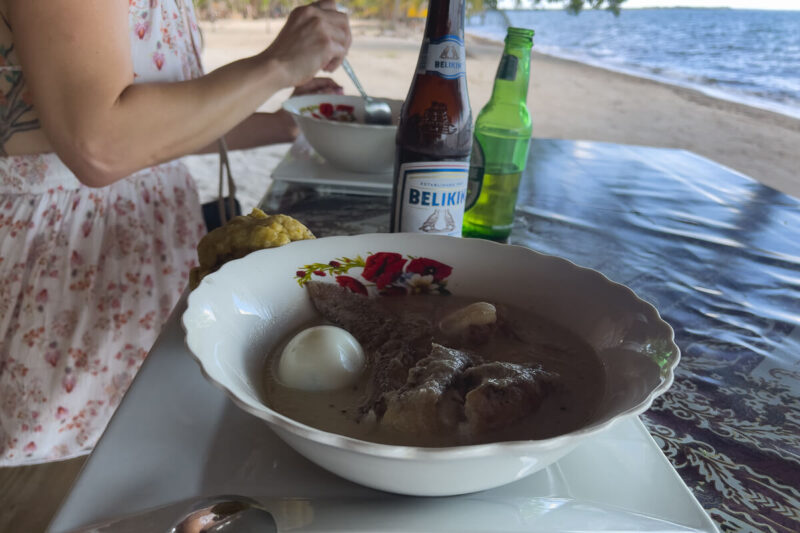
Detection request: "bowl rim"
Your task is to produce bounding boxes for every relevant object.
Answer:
[182,234,680,459]
[281,94,400,131]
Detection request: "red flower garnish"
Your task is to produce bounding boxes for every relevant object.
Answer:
[296,270,306,278]
[407,257,452,282]
[319,103,334,118]
[313,270,326,277]
[362,252,406,289]
[336,275,367,295]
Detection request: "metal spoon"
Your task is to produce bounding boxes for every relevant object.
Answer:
[341,58,393,126]
[66,495,277,533]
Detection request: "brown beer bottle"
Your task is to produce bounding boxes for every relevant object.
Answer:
[390,0,473,236]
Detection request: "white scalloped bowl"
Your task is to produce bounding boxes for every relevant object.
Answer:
[182,234,679,496]
[282,94,401,174]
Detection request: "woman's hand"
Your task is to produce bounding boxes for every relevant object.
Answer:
[291,77,344,97]
[210,78,344,152]
[262,0,352,88]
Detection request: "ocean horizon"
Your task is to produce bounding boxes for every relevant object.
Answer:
[467,8,800,119]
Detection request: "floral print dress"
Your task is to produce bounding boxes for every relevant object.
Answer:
[0,0,206,465]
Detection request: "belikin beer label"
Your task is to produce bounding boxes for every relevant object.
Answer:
[395,161,470,236]
[422,35,466,80]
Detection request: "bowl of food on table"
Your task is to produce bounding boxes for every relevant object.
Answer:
[182,212,679,496]
[282,94,402,174]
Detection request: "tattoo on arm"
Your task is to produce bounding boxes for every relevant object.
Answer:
[0,15,40,156]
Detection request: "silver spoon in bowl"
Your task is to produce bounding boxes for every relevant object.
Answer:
[341,58,393,126]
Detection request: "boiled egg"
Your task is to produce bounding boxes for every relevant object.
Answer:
[277,325,365,391]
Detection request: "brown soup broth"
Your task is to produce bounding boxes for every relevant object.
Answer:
[262,295,606,447]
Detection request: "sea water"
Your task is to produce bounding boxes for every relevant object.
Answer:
[468,8,800,119]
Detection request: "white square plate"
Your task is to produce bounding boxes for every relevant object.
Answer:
[48,298,718,532]
[271,136,393,191]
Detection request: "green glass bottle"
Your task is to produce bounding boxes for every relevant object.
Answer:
[462,27,534,241]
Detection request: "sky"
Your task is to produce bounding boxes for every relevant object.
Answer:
[501,0,800,9]
[624,0,799,8]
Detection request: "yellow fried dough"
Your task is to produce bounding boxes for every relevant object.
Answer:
[190,208,314,289]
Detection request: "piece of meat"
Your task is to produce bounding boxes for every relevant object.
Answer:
[306,282,433,409]
[306,281,398,350]
[379,344,476,434]
[462,362,560,433]
[306,283,562,437]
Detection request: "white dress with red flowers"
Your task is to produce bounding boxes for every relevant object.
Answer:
[0,0,206,465]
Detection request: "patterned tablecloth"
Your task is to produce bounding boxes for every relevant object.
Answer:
[261,138,800,533]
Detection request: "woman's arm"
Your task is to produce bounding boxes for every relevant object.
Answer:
[197,77,344,153]
[194,112,298,154]
[6,0,350,187]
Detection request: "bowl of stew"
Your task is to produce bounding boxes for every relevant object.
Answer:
[282,94,401,174]
[182,233,679,496]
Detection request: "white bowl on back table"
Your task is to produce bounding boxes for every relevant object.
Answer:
[182,234,679,496]
[282,94,401,174]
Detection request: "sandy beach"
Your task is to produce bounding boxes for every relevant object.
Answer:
[184,18,800,208]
